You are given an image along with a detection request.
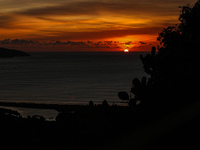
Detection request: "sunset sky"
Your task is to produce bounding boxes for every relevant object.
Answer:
[0,0,197,52]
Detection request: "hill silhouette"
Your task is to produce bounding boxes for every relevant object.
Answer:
[0,47,30,58]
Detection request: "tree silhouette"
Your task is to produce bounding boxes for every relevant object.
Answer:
[121,0,200,108]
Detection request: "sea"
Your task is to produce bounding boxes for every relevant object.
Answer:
[0,52,148,118]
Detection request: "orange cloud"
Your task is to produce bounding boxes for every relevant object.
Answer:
[0,0,197,51]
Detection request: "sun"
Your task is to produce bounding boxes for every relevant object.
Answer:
[124,49,129,53]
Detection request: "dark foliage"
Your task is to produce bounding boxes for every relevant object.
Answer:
[102,100,109,107]
[118,91,129,100]
[0,105,138,150]
[130,1,200,108]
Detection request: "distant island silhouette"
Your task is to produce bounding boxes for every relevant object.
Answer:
[0,47,30,58]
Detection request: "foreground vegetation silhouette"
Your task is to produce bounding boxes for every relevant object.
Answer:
[119,0,199,109]
[1,1,200,150]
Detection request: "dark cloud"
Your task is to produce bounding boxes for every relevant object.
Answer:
[0,39,38,45]
[52,27,163,40]
[124,41,134,45]
[0,14,37,30]
[15,1,180,18]
[0,38,157,51]
[139,41,147,44]
[16,2,106,17]
[2,0,196,23]
[0,15,16,28]
[0,39,120,48]
[46,27,162,41]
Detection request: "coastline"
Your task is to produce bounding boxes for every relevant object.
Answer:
[1,101,200,150]
[0,101,130,118]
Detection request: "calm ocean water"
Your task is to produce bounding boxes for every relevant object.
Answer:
[0,52,147,106]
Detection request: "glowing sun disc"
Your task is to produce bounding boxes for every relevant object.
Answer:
[124,49,129,52]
